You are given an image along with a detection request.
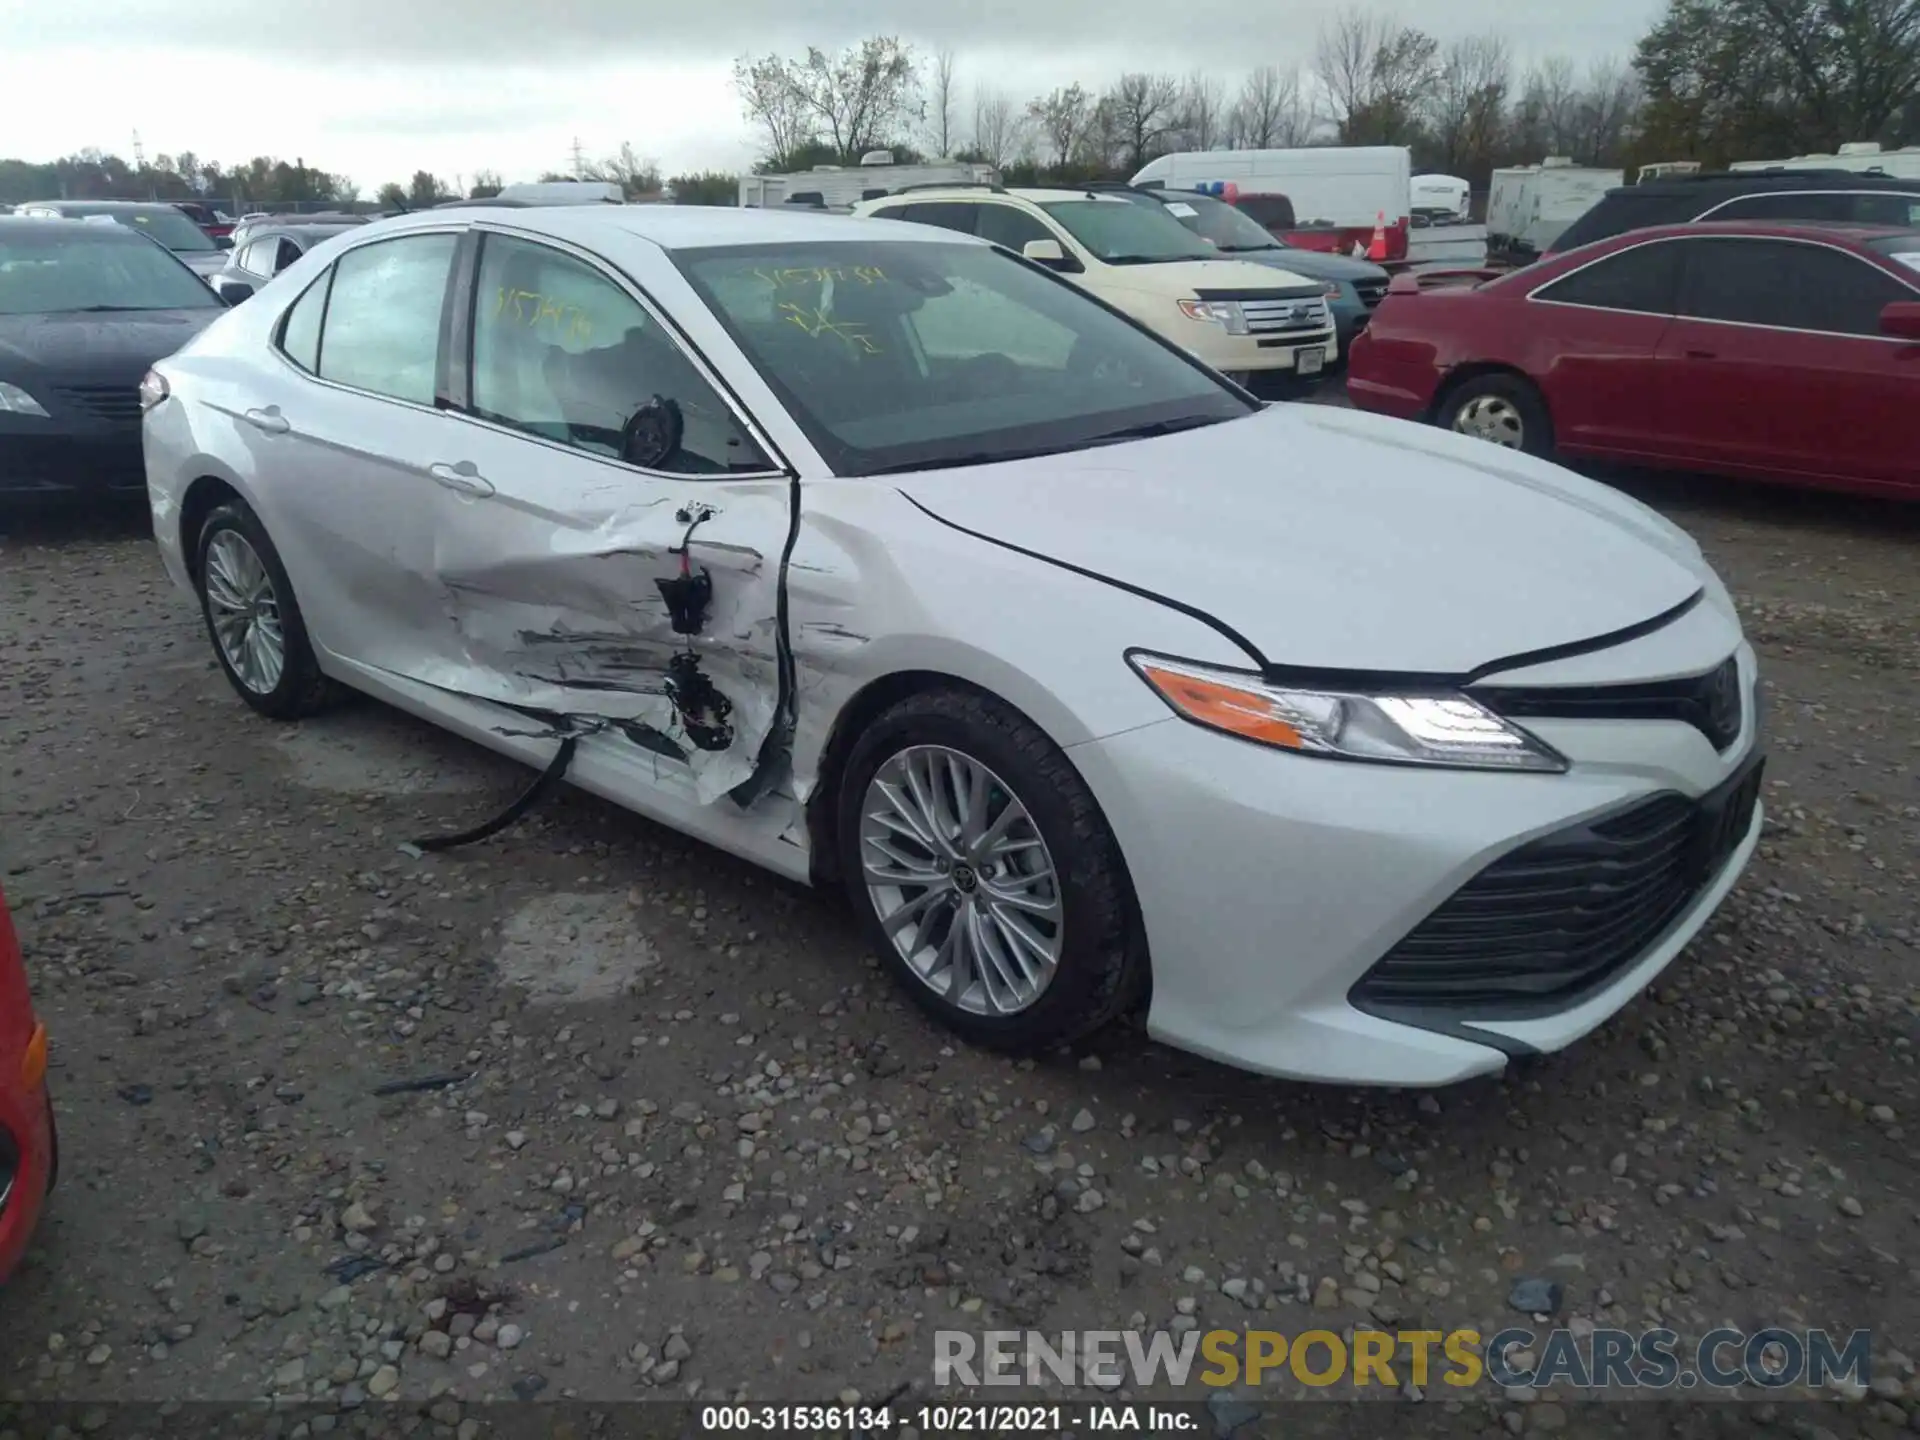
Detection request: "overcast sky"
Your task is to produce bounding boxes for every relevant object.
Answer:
[2,0,1662,193]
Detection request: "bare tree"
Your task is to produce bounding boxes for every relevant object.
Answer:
[1026,84,1092,168]
[1229,63,1316,148]
[1519,56,1584,156]
[1179,72,1228,151]
[582,141,662,195]
[1076,94,1125,171]
[1574,57,1642,165]
[732,37,922,167]
[971,87,1027,168]
[1427,34,1511,171]
[733,54,818,169]
[926,47,960,158]
[1106,72,1184,171]
[1316,12,1440,144]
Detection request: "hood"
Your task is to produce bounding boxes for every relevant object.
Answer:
[1098,257,1322,297]
[893,404,1708,678]
[177,252,228,277]
[0,309,223,383]
[1220,247,1388,284]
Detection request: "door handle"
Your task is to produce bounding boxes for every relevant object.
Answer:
[1684,349,1717,360]
[242,406,290,434]
[428,461,496,498]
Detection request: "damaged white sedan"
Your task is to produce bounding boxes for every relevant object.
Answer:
[141,205,1764,1086]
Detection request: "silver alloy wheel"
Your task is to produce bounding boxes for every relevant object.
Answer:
[859,744,1064,1016]
[1453,393,1525,448]
[202,529,286,695]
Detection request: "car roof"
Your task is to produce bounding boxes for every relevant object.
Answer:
[1600,219,1918,245]
[358,204,984,250]
[1614,170,1920,197]
[21,199,185,214]
[0,215,144,240]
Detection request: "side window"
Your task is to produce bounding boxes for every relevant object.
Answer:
[469,233,773,475]
[1847,192,1920,226]
[239,237,277,276]
[1535,240,1682,313]
[272,238,304,274]
[1708,191,1851,222]
[1680,238,1912,336]
[907,274,1077,370]
[973,204,1055,252]
[276,269,331,374]
[1235,194,1297,230]
[314,233,456,403]
[895,202,978,234]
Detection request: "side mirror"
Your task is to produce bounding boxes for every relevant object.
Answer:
[212,276,254,306]
[1879,300,1920,340]
[214,237,235,251]
[1022,238,1076,272]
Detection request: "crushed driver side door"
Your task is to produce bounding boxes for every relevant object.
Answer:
[402,226,797,803]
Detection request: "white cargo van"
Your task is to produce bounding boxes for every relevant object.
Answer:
[1487,159,1624,257]
[1729,141,1920,180]
[739,151,999,212]
[1130,146,1413,264]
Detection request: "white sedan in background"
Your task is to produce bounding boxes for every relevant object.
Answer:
[140,205,1763,1086]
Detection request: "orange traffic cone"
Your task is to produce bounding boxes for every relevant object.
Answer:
[1366,210,1389,261]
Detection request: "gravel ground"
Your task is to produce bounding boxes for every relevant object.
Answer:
[1,423,1917,1434]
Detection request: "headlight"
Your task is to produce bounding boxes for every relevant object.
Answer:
[1129,654,1568,772]
[0,381,49,418]
[138,369,170,413]
[1321,281,1344,300]
[1177,299,1248,336]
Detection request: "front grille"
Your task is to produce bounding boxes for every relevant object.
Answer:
[1353,279,1389,309]
[1239,298,1331,335]
[52,384,143,423]
[1476,656,1745,752]
[1351,757,1763,1013]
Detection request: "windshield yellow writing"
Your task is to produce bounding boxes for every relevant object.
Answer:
[776,301,882,353]
[753,265,887,289]
[494,287,594,343]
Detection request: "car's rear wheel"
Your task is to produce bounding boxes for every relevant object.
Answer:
[1438,373,1555,459]
[194,499,331,720]
[836,688,1147,1053]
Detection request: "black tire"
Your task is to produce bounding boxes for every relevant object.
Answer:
[836,687,1148,1054]
[193,499,333,720]
[1436,372,1556,459]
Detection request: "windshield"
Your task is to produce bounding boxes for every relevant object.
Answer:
[1148,190,1285,253]
[0,229,223,314]
[1867,233,1920,275]
[80,207,218,253]
[1037,200,1218,264]
[675,240,1252,477]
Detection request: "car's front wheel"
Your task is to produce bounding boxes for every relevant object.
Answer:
[1438,373,1555,459]
[836,687,1147,1053]
[194,499,332,720]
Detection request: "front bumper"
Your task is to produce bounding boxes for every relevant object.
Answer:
[1182,324,1340,375]
[1,432,148,497]
[0,1040,53,1284]
[1067,643,1763,1086]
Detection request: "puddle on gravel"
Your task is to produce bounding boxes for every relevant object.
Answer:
[273,711,503,796]
[495,893,659,1004]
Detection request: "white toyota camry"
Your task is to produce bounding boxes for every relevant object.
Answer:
[141,204,1764,1087]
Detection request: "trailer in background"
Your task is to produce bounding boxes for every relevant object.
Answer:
[1130,146,1415,265]
[1411,174,1471,221]
[1487,159,1624,260]
[1728,142,1920,180]
[738,152,999,212]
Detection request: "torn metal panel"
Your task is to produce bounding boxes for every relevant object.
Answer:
[412,478,794,804]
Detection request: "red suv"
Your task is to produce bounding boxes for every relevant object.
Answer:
[1347,222,1920,499]
[0,882,54,1283]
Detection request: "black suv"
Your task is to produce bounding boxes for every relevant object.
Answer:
[1548,170,1920,256]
